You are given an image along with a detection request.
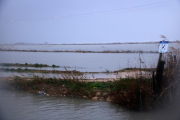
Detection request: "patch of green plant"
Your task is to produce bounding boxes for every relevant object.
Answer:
[1,63,10,66]
[17,68,22,72]
[124,68,132,70]
[87,89,95,96]
[45,77,61,84]
[13,76,22,81]
[33,85,39,90]
[52,64,56,67]
[34,63,43,67]
[4,68,9,71]
[25,63,28,65]
[24,68,29,71]
[84,81,113,90]
[105,69,110,73]
[10,68,15,71]
[112,78,137,90]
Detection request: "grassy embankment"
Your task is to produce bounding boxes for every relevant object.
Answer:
[0,75,153,111]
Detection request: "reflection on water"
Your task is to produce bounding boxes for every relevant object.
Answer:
[0,89,179,120]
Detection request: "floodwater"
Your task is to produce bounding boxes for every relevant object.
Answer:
[0,52,158,72]
[0,43,178,52]
[0,44,180,120]
[0,51,158,78]
[0,43,168,78]
[0,89,179,120]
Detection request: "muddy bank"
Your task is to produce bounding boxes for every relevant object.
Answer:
[0,77,113,102]
[0,76,154,111]
[0,65,153,74]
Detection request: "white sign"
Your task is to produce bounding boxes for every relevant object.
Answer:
[158,41,168,53]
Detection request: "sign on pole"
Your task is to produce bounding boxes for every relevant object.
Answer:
[158,41,169,53]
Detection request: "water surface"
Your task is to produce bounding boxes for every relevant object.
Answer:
[0,89,179,120]
[0,52,159,72]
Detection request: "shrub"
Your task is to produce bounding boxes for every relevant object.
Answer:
[52,64,56,67]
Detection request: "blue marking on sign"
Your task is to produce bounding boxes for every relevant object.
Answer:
[158,41,169,53]
[160,41,169,44]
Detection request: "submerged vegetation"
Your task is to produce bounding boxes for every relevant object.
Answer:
[0,63,60,67]
[0,66,153,75]
[0,67,83,75]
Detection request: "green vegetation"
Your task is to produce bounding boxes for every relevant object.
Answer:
[0,67,83,75]
[8,75,137,92]
[1,75,153,110]
[34,63,43,67]
[0,63,10,66]
[52,64,57,67]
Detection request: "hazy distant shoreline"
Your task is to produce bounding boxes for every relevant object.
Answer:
[0,49,158,53]
[0,41,178,45]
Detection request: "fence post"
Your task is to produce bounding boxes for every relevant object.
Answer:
[174,55,176,62]
[156,60,165,96]
[136,79,141,111]
[152,71,156,94]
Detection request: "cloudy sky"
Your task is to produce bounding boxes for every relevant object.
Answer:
[0,0,180,44]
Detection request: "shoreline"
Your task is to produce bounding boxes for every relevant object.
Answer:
[0,76,154,111]
[0,49,158,53]
[1,41,178,45]
[0,67,153,78]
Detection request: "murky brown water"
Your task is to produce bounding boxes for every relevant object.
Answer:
[0,89,180,120]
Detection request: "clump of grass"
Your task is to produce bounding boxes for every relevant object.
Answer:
[4,68,10,71]
[52,64,59,67]
[109,77,153,110]
[24,68,29,71]
[52,64,56,67]
[13,76,22,81]
[1,63,10,66]
[17,68,22,72]
[34,63,43,67]
[10,68,15,71]
[105,69,111,73]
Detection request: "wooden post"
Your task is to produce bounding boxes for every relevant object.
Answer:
[157,53,162,68]
[136,79,141,111]
[152,71,156,94]
[174,55,176,62]
[155,53,166,95]
[156,60,165,95]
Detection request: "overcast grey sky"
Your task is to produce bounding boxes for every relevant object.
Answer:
[0,0,180,44]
